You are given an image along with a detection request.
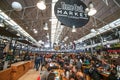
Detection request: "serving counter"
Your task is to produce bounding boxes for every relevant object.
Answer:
[0,68,12,80]
[0,60,34,80]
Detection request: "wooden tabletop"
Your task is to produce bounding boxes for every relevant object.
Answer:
[97,68,110,77]
[11,61,30,66]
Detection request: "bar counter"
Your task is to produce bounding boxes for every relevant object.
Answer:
[0,60,34,80]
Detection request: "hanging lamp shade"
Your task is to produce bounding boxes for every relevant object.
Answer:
[0,19,4,27]
[44,23,48,30]
[11,1,22,11]
[37,0,46,10]
[88,8,97,16]
[72,25,76,32]
[91,29,96,33]
[88,2,97,16]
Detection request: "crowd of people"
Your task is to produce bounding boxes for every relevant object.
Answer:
[35,52,120,80]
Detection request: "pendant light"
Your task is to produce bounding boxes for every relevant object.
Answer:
[33,28,38,34]
[90,28,96,33]
[37,0,46,10]
[11,1,22,11]
[85,2,97,16]
[44,23,48,30]
[72,25,76,32]
[0,19,4,27]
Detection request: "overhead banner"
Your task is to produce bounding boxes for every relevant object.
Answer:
[54,0,90,28]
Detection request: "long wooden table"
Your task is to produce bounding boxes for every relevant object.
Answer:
[0,68,12,80]
[0,60,34,80]
[82,65,110,80]
[97,68,110,80]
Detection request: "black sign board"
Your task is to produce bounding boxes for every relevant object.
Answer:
[54,0,90,28]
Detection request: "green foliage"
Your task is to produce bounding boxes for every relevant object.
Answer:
[111,42,120,48]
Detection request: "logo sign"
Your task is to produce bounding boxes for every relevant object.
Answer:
[54,0,90,28]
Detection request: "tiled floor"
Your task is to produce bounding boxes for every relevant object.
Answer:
[18,69,40,80]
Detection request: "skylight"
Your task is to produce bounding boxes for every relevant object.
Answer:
[51,0,64,45]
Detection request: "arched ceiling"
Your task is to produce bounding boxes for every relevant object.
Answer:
[0,0,120,45]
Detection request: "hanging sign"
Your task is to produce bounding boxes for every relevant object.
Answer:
[54,0,90,28]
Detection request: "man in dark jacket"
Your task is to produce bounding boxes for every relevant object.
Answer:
[35,55,41,71]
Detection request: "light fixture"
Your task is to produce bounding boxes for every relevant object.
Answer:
[0,19,4,27]
[85,2,97,16]
[34,30,38,34]
[11,1,22,11]
[37,0,46,10]
[16,33,20,36]
[90,28,96,33]
[44,23,48,30]
[33,28,36,31]
[72,25,76,32]
[33,29,38,34]
[88,8,97,16]
[46,33,49,38]
[64,36,69,41]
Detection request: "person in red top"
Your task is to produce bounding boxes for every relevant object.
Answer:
[37,76,40,80]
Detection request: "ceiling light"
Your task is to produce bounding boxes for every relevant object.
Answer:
[64,36,69,41]
[38,40,43,43]
[88,8,97,16]
[34,30,38,34]
[46,33,49,38]
[44,23,48,30]
[33,28,36,31]
[72,25,76,32]
[86,2,97,16]
[0,19,4,27]
[0,22,4,27]
[16,33,20,36]
[89,2,94,8]
[91,29,96,33]
[37,0,46,10]
[85,8,89,13]
[11,1,22,11]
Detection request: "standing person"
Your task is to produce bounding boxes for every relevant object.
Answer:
[35,55,41,71]
[76,59,82,70]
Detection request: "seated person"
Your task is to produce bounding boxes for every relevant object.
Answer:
[108,69,117,80]
[40,66,51,80]
[76,70,85,80]
[101,60,110,71]
[84,59,90,65]
[47,73,55,80]
[69,75,75,80]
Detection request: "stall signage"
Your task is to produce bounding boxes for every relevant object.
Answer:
[54,0,90,28]
[107,50,120,52]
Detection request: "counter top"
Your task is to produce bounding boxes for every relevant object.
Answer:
[11,61,31,66]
